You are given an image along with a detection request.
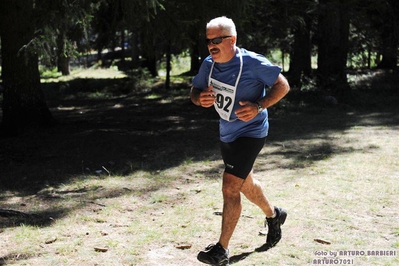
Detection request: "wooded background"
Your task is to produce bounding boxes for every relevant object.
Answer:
[0,0,398,137]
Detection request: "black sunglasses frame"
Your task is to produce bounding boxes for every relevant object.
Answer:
[205,36,232,45]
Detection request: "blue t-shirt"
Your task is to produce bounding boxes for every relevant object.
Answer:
[192,48,281,142]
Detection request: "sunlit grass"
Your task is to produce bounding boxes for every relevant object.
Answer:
[1,69,398,265]
[39,66,63,79]
[2,121,398,265]
[158,54,191,76]
[144,93,161,100]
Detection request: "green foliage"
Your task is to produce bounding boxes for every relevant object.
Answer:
[1,0,398,95]
[4,0,395,75]
[158,53,190,76]
[32,0,97,65]
[128,67,157,89]
[39,67,62,79]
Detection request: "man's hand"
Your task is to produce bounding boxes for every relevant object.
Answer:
[191,85,216,108]
[199,85,216,108]
[235,101,258,122]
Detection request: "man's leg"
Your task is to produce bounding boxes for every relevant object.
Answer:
[218,169,275,249]
[240,170,274,217]
[241,170,287,248]
[218,171,245,249]
[197,171,243,266]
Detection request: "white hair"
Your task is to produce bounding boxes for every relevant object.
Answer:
[206,16,237,37]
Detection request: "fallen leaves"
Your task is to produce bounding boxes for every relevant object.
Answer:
[314,238,331,245]
[94,247,109,252]
[174,243,192,250]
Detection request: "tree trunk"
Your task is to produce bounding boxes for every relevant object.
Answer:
[120,29,126,66]
[57,33,71,76]
[190,38,200,75]
[165,42,171,90]
[376,0,398,69]
[142,48,158,77]
[130,31,140,68]
[145,57,158,77]
[188,20,209,75]
[0,0,55,137]
[317,0,350,97]
[288,16,312,88]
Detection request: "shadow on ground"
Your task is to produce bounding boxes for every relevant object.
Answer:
[1,70,398,229]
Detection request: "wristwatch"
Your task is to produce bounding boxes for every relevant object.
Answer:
[256,101,263,114]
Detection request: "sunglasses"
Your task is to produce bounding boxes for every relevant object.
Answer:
[205,36,232,45]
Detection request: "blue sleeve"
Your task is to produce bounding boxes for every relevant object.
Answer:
[255,54,281,87]
[192,57,212,90]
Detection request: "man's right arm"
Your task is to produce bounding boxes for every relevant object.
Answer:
[190,87,202,106]
[190,86,215,108]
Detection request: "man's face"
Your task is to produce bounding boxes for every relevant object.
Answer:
[206,27,236,63]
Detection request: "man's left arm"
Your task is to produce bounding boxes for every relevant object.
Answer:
[258,73,290,109]
[235,74,290,122]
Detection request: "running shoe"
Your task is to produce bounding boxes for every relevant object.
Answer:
[197,242,229,266]
[265,206,287,248]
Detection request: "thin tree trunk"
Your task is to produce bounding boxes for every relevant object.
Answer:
[288,16,312,88]
[130,31,140,68]
[165,42,171,90]
[190,37,200,75]
[317,0,350,97]
[376,0,398,69]
[57,33,70,76]
[121,29,126,65]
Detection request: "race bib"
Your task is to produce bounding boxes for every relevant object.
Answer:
[210,79,236,121]
[208,49,243,122]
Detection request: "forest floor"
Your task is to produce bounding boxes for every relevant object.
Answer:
[0,68,398,265]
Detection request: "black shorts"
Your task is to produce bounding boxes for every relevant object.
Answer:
[220,137,266,179]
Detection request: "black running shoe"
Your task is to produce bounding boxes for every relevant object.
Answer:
[265,206,287,248]
[197,242,229,266]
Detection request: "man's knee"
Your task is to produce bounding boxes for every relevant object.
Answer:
[222,172,244,196]
[241,176,261,195]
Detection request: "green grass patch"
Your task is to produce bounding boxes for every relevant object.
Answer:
[1,68,398,265]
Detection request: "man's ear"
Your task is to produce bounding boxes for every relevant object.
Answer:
[231,36,237,45]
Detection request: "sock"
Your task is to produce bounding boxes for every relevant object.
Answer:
[217,242,228,252]
[267,210,276,219]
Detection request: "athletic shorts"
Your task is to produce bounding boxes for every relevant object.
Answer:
[220,137,266,179]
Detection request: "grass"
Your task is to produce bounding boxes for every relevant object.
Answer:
[0,68,398,265]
